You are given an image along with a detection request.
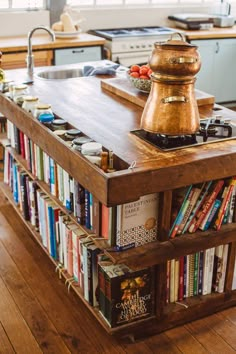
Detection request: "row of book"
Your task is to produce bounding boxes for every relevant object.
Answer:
[3,149,156,327]
[6,121,160,250]
[167,244,229,303]
[169,178,236,238]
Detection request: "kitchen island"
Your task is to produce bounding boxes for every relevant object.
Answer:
[0,62,236,338]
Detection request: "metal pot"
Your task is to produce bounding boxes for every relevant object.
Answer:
[140,75,200,135]
[149,32,201,77]
[140,32,201,136]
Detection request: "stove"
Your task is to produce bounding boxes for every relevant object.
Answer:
[131,117,236,151]
[89,26,177,67]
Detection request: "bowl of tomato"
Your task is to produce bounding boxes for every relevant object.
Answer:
[127,64,153,93]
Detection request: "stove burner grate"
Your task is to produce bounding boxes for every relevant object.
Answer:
[131,118,236,151]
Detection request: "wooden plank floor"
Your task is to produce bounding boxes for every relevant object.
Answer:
[0,190,236,353]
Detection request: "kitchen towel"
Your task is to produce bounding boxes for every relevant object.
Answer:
[83,63,120,76]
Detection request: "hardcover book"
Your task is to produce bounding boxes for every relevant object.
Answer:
[116,193,159,249]
[99,264,154,328]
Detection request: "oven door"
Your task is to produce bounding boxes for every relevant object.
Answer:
[112,51,151,67]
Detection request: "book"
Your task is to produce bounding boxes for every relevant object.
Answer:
[232,258,236,291]
[212,245,224,293]
[100,264,154,328]
[193,252,199,296]
[116,193,159,249]
[218,244,229,293]
[188,180,224,233]
[169,185,193,238]
[177,184,203,235]
[182,181,212,234]
[214,177,236,230]
[101,204,116,246]
[199,198,221,231]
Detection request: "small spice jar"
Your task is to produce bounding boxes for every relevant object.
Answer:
[81,142,103,156]
[22,95,39,113]
[64,129,82,141]
[34,103,54,121]
[72,136,93,151]
[13,84,28,105]
[53,129,67,140]
[51,118,68,131]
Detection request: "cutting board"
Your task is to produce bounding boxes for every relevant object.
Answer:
[101,77,215,108]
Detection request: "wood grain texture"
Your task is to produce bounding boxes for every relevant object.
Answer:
[1,65,236,205]
[0,276,42,353]
[0,321,15,354]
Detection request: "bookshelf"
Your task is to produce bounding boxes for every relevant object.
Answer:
[0,69,236,339]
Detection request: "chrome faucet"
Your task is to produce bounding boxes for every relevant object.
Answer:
[26,26,55,75]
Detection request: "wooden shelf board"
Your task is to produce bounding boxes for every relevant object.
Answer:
[105,225,236,270]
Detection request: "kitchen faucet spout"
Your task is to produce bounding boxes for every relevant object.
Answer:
[26,26,55,75]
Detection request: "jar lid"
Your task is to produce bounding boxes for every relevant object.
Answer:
[81,142,103,155]
[52,118,67,126]
[65,128,81,136]
[23,95,39,102]
[14,84,28,90]
[73,136,93,145]
[155,32,197,49]
[36,103,51,109]
[38,113,54,123]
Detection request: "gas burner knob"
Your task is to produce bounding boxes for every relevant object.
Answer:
[136,45,140,48]
[142,45,146,48]
[130,45,134,49]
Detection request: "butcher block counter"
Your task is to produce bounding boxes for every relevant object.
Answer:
[179,25,236,40]
[1,61,236,207]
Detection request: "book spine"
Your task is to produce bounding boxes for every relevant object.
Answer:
[189,180,224,233]
[169,186,193,238]
[178,256,184,301]
[193,252,199,296]
[214,184,235,230]
[198,250,204,295]
[218,244,229,293]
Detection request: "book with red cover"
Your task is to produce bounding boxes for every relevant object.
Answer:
[188,180,224,233]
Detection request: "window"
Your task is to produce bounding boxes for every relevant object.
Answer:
[67,0,218,6]
[0,0,45,9]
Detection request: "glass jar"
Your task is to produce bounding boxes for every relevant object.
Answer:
[81,142,103,156]
[22,96,39,113]
[51,118,68,131]
[53,129,67,140]
[64,128,82,141]
[34,103,54,121]
[13,84,28,106]
[72,136,93,151]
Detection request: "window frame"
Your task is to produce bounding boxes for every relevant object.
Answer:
[0,0,46,10]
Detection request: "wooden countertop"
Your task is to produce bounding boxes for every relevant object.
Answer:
[0,33,105,53]
[1,61,236,205]
[181,25,236,40]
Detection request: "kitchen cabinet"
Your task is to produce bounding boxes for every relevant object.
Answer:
[54,46,102,65]
[1,50,53,70]
[191,39,236,103]
[0,67,236,339]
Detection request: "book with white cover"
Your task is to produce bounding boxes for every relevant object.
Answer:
[116,193,159,249]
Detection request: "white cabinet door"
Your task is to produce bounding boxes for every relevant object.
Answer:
[191,39,236,103]
[54,46,102,66]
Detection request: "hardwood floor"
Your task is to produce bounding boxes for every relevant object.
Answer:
[0,189,235,353]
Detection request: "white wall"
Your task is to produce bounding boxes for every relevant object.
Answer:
[0,10,50,36]
[0,4,234,37]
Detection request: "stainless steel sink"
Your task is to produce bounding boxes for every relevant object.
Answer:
[35,68,84,80]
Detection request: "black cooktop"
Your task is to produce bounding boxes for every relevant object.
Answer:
[90,27,175,39]
[131,118,236,151]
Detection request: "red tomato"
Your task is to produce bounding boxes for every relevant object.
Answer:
[130,65,140,73]
[130,71,140,78]
[139,75,149,80]
[139,66,149,75]
[147,68,153,78]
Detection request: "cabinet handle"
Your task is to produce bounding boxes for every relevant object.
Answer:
[215,42,220,54]
[72,49,85,54]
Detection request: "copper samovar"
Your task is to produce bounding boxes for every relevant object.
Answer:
[140,33,202,136]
